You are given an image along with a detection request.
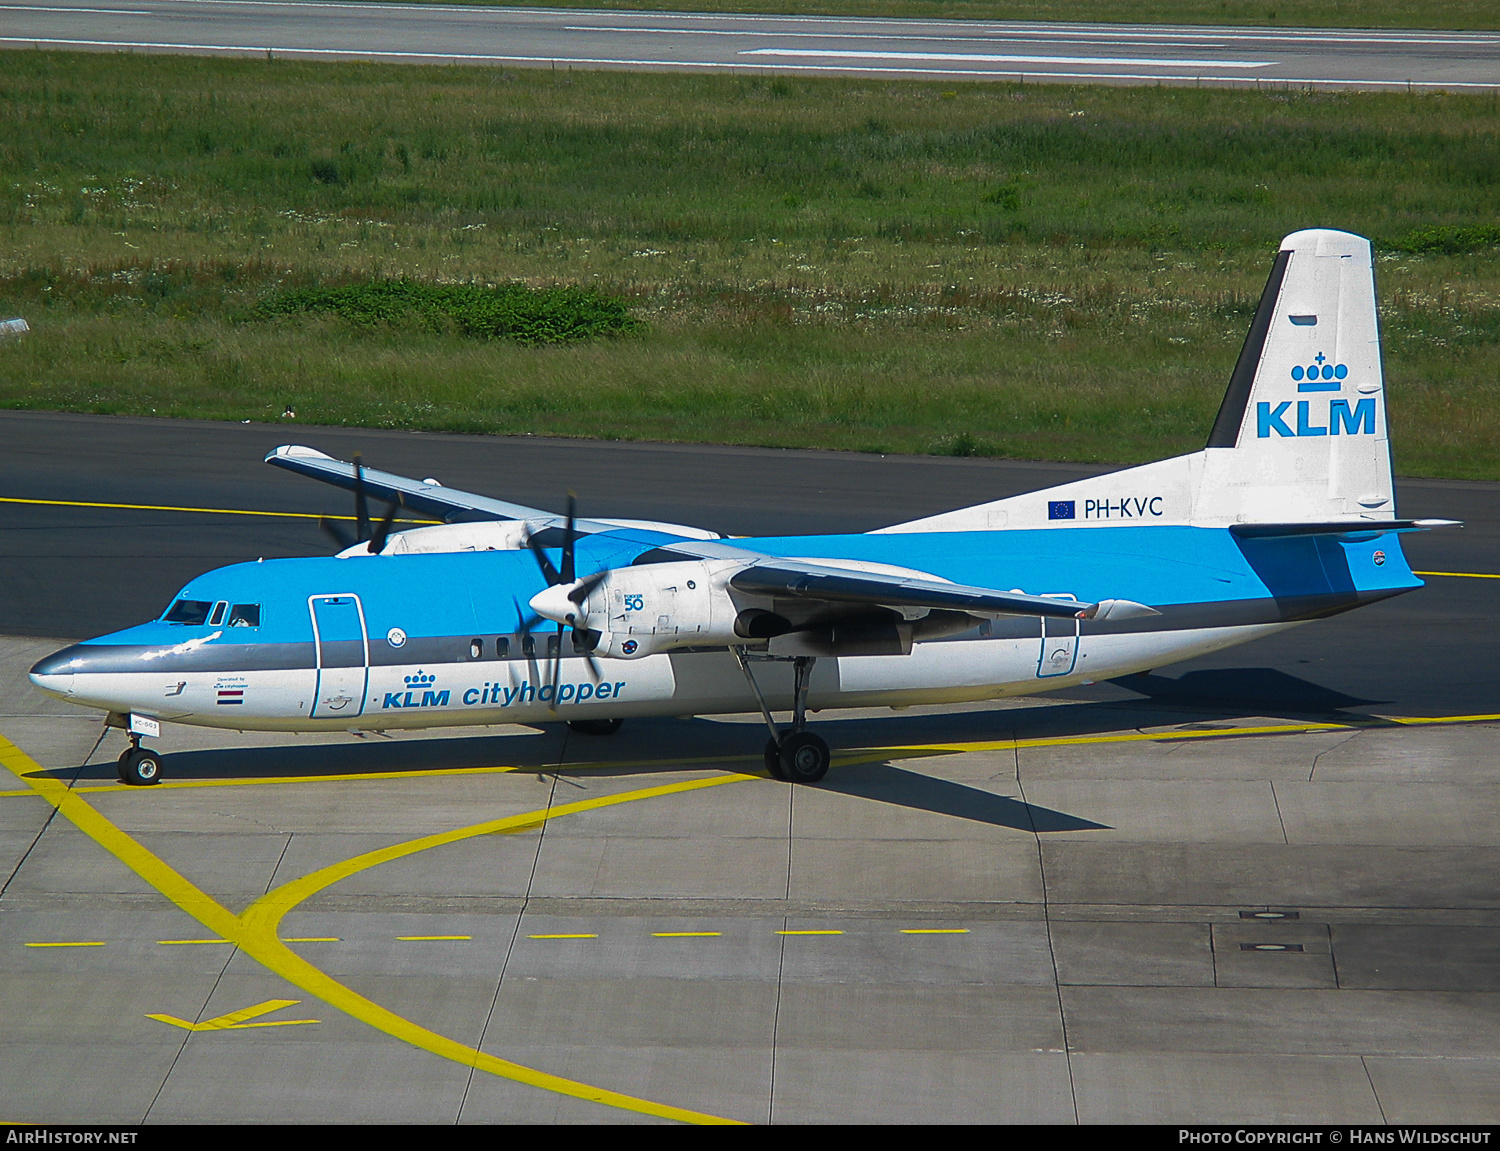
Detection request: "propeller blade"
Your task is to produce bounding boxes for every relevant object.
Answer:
[561,491,577,585]
[367,496,402,554]
[320,515,355,550]
[525,530,563,587]
[543,624,561,708]
[352,453,371,542]
[571,624,603,682]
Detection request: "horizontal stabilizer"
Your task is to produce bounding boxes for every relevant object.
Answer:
[1228,518,1461,539]
[731,560,1098,620]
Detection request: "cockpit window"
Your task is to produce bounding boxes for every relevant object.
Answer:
[228,603,261,628]
[208,601,227,627]
[164,599,213,625]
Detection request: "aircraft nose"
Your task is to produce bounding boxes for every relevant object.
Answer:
[28,647,82,698]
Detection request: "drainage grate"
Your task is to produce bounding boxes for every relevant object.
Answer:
[1239,910,1300,921]
[1240,942,1305,952]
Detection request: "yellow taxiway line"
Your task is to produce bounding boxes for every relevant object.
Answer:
[6,715,1499,802]
[0,730,751,1125]
[0,495,436,525]
[1413,571,1500,580]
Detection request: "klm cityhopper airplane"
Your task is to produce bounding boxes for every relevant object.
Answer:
[31,229,1457,786]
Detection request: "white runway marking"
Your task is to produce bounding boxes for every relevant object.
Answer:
[566,26,1232,47]
[4,36,1495,90]
[0,4,148,11]
[742,48,1276,68]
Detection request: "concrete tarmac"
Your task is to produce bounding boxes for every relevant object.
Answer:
[1,411,1498,1123]
[3,1,1498,90]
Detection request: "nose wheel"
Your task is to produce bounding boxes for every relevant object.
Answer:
[117,744,163,786]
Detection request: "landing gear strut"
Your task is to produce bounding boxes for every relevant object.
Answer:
[734,650,831,784]
[116,732,162,787]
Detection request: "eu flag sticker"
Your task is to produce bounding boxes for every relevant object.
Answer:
[1048,500,1076,520]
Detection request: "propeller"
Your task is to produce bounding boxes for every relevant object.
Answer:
[521,492,608,702]
[319,453,402,555]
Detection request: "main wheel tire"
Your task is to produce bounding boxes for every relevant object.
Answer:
[120,748,162,786]
[763,736,789,781]
[116,749,133,784]
[778,732,830,784]
[568,718,624,736]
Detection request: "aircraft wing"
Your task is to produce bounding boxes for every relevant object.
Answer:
[266,445,554,523]
[729,559,1102,620]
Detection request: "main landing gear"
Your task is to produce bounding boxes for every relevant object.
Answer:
[116,733,163,786]
[734,650,832,784]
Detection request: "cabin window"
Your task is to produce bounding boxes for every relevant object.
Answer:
[164,599,213,625]
[228,604,261,628]
[495,637,510,658]
[521,635,535,658]
[546,633,561,658]
[470,639,483,660]
[207,601,227,627]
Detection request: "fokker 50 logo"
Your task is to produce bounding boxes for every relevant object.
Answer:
[383,671,449,710]
[1258,352,1374,439]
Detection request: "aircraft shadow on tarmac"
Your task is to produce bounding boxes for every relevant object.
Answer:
[33,665,1379,834]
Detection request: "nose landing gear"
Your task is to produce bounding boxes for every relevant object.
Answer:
[117,733,163,786]
[737,650,831,784]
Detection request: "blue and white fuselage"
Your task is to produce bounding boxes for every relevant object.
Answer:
[29,521,1420,733]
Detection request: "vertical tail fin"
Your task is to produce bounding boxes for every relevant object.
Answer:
[875,228,1396,535]
[1196,228,1395,523]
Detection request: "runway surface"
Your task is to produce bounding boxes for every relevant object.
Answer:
[3,0,1498,89]
[2,411,1498,1123]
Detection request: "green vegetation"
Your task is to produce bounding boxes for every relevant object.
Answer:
[0,51,1497,476]
[407,0,1500,32]
[257,280,639,343]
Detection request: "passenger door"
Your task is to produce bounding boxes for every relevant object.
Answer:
[1036,594,1081,679]
[309,594,369,718]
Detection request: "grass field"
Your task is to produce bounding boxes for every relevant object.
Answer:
[0,52,1497,476]
[404,0,1500,32]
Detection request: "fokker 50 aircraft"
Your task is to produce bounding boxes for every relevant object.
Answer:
[31,230,1457,786]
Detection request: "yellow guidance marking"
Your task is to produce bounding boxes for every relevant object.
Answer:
[1,762,523,798]
[158,938,231,945]
[397,935,471,942]
[652,932,721,938]
[1414,571,1500,580]
[147,998,320,1032]
[777,930,843,936]
[6,714,1500,805]
[528,934,596,940]
[283,937,340,943]
[901,929,969,935]
[0,495,436,525]
[0,731,749,1126]
[1387,713,1500,726]
[24,941,104,948]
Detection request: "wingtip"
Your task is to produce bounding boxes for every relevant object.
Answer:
[265,444,334,463]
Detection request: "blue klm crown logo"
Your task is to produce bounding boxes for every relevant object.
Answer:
[1291,353,1347,393]
[404,671,436,688]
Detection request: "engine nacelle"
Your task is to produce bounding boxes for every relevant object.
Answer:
[573,560,744,659]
